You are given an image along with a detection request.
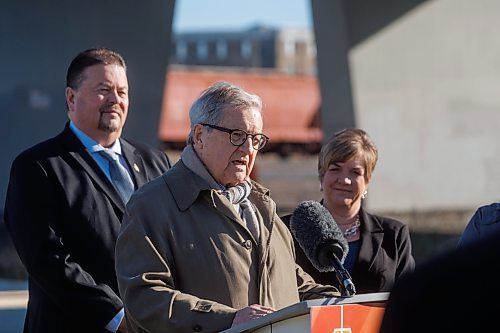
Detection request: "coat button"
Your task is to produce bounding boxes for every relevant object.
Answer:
[193,324,202,332]
[244,240,252,249]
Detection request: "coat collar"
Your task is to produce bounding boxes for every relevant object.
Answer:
[164,161,247,233]
[163,161,274,241]
[165,160,271,209]
[163,160,211,211]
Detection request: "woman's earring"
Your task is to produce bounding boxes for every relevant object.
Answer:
[361,190,367,199]
[319,184,323,191]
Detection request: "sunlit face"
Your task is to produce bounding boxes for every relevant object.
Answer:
[66,64,129,147]
[194,107,263,187]
[321,155,369,213]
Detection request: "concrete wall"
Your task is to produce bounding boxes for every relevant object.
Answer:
[0,0,175,210]
[350,0,500,214]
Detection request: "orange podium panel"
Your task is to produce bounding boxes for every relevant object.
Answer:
[222,292,389,333]
[311,303,385,333]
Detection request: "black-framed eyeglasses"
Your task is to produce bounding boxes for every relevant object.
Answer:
[200,123,269,151]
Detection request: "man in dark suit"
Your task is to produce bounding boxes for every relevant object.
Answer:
[3,47,171,333]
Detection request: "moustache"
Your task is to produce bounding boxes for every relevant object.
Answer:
[99,106,122,114]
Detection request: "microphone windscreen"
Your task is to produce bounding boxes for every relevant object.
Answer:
[289,200,348,272]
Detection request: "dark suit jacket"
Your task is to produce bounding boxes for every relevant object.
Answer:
[379,229,500,333]
[282,206,415,294]
[4,123,171,333]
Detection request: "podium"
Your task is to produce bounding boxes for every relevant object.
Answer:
[221,292,388,333]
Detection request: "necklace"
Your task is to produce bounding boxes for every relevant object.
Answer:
[342,215,360,239]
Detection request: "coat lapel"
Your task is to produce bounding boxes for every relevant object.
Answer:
[60,124,126,211]
[120,139,148,188]
[357,208,384,271]
[250,189,274,237]
[211,193,246,228]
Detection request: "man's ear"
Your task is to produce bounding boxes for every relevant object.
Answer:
[193,124,204,149]
[66,87,75,112]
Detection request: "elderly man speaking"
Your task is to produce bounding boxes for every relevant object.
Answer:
[115,81,340,332]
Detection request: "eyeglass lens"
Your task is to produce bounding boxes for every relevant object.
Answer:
[230,130,267,150]
[200,123,268,150]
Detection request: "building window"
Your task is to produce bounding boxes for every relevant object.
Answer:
[197,40,208,60]
[216,39,227,60]
[284,38,296,57]
[241,39,252,59]
[176,41,187,60]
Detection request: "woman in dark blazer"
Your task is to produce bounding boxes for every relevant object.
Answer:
[283,128,414,295]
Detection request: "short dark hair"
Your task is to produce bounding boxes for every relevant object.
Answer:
[66,47,126,89]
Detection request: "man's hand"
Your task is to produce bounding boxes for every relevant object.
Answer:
[231,304,275,327]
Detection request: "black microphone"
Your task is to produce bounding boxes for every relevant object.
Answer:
[289,200,356,296]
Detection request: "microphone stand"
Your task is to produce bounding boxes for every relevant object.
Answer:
[331,254,356,297]
[318,245,357,297]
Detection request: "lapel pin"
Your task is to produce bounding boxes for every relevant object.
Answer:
[133,163,140,172]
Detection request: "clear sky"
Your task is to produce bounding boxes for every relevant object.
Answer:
[173,0,312,32]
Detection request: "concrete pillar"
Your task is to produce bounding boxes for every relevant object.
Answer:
[0,0,176,212]
[311,0,356,141]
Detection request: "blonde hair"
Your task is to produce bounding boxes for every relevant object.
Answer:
[318,128,378,182]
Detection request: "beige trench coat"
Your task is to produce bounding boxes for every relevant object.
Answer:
[116,161,339,333]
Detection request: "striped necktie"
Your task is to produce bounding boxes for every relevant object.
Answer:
[99,149,135,203]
